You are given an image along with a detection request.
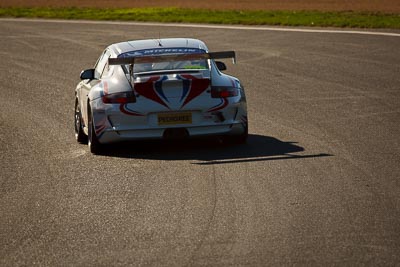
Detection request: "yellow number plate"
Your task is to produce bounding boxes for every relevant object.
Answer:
[158,112,192,125]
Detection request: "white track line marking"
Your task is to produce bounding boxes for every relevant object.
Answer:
[1,18,400,37]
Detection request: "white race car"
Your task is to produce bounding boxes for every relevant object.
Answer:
[75,38,248,153]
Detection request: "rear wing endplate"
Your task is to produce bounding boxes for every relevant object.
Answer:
[108,51,236,66]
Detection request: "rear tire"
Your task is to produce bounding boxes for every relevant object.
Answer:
[236,125,248,144]
[74,98,87,144]
[88,108,102,154]
[224,124,248,145]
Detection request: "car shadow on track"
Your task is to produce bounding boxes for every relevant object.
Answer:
[97,134,331,164]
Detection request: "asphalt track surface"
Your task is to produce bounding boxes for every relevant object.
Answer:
[1,19,399,266]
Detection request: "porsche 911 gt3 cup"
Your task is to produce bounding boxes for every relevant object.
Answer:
[74,38,248,153]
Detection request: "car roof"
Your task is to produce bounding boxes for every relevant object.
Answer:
[109,38,209,56]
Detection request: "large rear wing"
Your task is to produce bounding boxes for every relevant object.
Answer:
[108,51,236,66]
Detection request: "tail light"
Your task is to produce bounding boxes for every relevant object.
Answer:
[211,86,239,98]
[102,91,136,104]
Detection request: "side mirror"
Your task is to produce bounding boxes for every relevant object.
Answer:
[215,61,227,71]
[80,69,95,80]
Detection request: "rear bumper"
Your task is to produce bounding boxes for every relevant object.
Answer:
[91,97,248,144]
[97,122,246,144]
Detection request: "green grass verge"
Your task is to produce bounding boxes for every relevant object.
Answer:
[1,7,399,28]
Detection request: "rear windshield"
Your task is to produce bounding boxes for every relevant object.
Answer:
[118,48,209,73]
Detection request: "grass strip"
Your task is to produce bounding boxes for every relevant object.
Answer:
[0,7,399,28]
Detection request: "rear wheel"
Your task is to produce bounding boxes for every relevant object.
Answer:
[88,107,102,154]
[224,124,248,145]
[235,124,248,144]
[74,98,87,144]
